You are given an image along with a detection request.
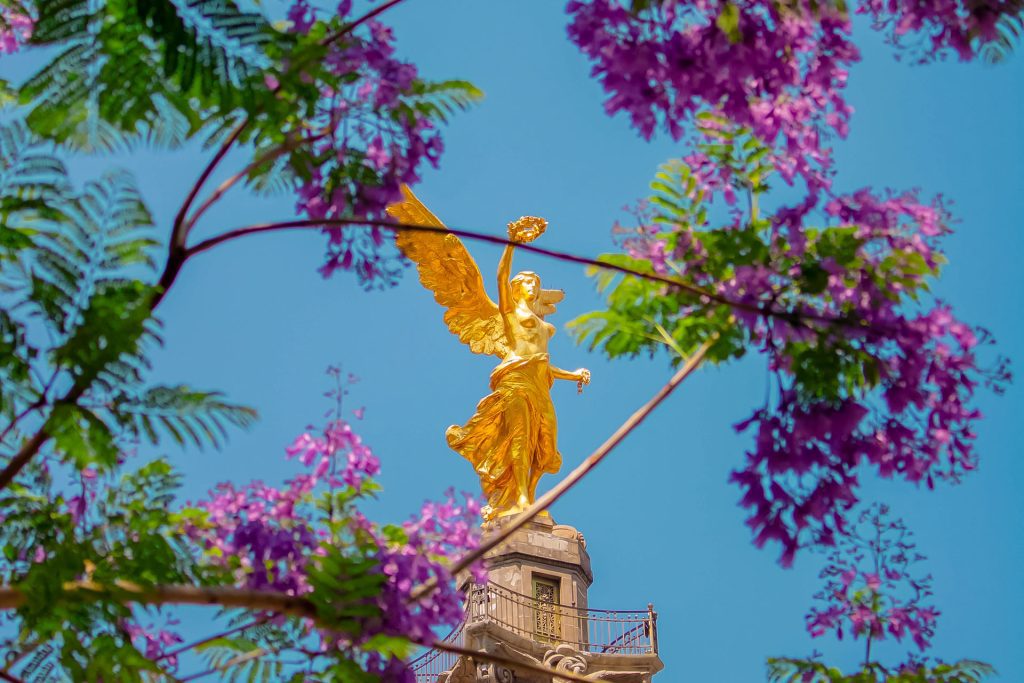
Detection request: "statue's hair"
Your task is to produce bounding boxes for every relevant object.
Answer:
[510,271,564,316]
[510,270,540,291]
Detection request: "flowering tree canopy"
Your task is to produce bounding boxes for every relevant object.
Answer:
[2,360,480,679]
[768,504,995,682]
[567,0,1024,188]
[571,125,1008,564]
[0,0,1016,679]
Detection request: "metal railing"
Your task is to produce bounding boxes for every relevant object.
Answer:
[409,583,657,681]
[408,623,464,681]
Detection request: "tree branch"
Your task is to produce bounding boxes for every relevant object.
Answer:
[0,397,45,449]
[0,120,252,492]
[0,402,70,492]
[322,0,409,46]
[0,581,317,618]
[172,120,248,249]
[158,618,267,662]
[156,119,249,306]
[185,218,852,329]
[0,583,600,683]
[183,133,325,235]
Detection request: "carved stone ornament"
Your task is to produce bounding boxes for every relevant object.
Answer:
[438,656,476,683]
[543,644,590,683]
[476,661,516,682]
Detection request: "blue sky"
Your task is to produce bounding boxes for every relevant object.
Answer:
[6,0,1024,679]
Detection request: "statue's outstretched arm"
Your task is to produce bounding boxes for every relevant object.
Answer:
[551,365,591,385]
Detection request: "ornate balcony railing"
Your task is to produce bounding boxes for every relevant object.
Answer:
[408,623,465,681]
[409,582,658,681]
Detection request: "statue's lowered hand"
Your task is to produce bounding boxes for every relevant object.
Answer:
[576,368,591,394]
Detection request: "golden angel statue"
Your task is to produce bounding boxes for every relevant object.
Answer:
[387,186,591,522]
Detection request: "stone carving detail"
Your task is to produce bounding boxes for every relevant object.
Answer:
[438,656,475,683]
[544,644,590,683]
[477,662,516,682]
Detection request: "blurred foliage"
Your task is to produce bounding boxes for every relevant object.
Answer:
[768,657,996,683]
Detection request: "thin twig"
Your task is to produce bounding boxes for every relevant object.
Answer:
[0,398,44,447]
[322,0,409,46]
[158,618,267,662]
[172,120,248,247]
[0,418,61,492]
[429,640,603,683]
[179,646,272,682]
[420,336,715,596]
[185,218,851,329]
[184,133,324,234]
[0,641,40,678]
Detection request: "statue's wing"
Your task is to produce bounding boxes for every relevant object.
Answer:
[536,288,564,317]
[387,186,510,358]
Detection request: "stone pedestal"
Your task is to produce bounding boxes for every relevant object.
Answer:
[436,516,664,683]
[463,515,592,613]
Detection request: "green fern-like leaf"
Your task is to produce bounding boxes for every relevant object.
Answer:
[978,6,1023,63]
[110,385,257,450]
[766,657,996,683]
[244,142,299,196]
[402,79,485,125]
[21,0,282,150]
[28,170,156,339]
[198,638,284,683]
[0,120,70,287]
[0,120,69,200]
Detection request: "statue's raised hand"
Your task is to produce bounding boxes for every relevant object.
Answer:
[507,216,548,243]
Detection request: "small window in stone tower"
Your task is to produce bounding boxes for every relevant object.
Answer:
[532,576,561,641]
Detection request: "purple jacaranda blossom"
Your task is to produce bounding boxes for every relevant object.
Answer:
[806,504,939,653]
[283,1,448,287]
[0,9,32,54]
[286,0,315,33]
[567,0,858,190]
[608,152,1003,563]
[185,407,483,675]
[361,489,484,651]
[566,1,1019,190]
[123,618,184,669]
[857,0,1014,60]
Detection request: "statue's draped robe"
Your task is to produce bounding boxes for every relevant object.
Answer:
[446,353,561,514]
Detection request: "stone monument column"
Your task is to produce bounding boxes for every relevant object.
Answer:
[425,515,663,683]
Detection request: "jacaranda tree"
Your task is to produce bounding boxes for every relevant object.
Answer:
[0,0,1015,680]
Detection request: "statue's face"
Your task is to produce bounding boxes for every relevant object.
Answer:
[513,273,541,303]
